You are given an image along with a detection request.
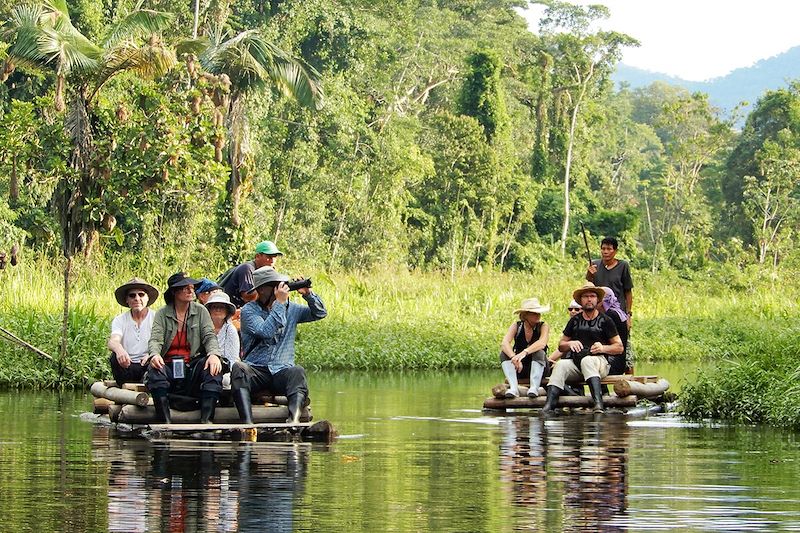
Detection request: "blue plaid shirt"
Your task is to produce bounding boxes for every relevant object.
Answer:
[240,293,327,373]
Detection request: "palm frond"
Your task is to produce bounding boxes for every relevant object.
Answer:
[43,0,70,18]
[38,23,101,75]
[104,40,176,79]
[268,59,324,110]
[176,37,209,57]
[102,9,175,49]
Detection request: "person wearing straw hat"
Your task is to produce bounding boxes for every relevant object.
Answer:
[205,292,240,389]
[220,241,284,308]
[107,278,159,386]
[542,282,624,414]
[500,298,551,398]
[231,266,327,426]
[143,272,223,424]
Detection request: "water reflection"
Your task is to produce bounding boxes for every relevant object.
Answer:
[499,415,630,531]
[94,428,313,532]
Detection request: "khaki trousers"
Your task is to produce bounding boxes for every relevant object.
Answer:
[548,355,610,389]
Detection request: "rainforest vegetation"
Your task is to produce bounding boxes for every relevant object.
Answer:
[0,0,799,427]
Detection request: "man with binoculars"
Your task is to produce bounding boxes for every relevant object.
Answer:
[231,266,327,425]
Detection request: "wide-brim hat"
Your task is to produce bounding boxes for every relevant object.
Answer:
[513,297,550,315]
[205,292,236,316]
[572,282,605,302]
[255,240,283,256]
[250,266,290,292]
[114,278,159,307]
[166,272,201,292]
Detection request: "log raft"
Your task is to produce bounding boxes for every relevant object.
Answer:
[89,381,335,441]
[483,375,670,412]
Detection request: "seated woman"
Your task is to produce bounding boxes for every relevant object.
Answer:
[598,286,629,375]
[204,292,240,389]
[143,272,223,424]
[500,298,550,398]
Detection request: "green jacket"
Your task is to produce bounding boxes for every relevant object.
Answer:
[148,301,221,360]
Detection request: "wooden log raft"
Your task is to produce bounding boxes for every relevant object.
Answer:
[93,397,114,414]
[613,378,670,399]
[483,394,638,410]
[90,381,150,407]
[114,404,312,424]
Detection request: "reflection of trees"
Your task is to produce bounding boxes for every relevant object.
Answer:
[94,430,312,532]
[499,416,630,531]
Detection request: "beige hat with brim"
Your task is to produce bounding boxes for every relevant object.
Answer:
[114,278,159,307]
[572,282,605,303]
[513,297,550,315]
[205,292,236,317]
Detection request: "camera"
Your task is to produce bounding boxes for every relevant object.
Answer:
[287,278,312,291]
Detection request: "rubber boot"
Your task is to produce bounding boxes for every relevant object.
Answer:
[153,393,172,424]
[587,377,605,413]
[541,385,561,415]
[232,388,253,424]
[501,360,520,398]
[287,392,306,425]
[528,362,545,397]
[199,395,217,424]
[563,384,585,396]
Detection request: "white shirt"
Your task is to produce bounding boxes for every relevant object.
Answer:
[110,310,154,362]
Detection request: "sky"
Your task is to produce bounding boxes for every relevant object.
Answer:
[521,1,800,82]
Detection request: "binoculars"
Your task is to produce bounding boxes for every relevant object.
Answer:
[287,278,312,291]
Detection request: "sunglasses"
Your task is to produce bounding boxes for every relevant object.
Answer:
[127,292,147,299]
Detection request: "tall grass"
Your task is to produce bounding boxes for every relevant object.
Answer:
[1,255,798,398]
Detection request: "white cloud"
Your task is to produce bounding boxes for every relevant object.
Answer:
[521,0,800,81]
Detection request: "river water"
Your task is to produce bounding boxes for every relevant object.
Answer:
[1,363,799,532]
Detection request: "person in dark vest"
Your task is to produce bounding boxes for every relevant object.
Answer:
[220,241,283,308]
[232,266,327,425]
[542,283,624,415]
[143,272,223,424]
[500,298,551,398]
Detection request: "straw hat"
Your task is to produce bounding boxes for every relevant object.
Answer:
[513,298,550,315]
[572,282,605,302]
[205,292,236,317]
[114,278,159,307]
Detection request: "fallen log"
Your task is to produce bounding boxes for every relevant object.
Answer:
[94,397,114,414]
[492,383,545,399]
[483,394,637,410]
[613,378,670,398]
[117,405,312,424]
[90,381,150,407]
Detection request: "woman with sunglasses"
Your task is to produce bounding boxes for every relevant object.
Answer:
[143,272,223,424]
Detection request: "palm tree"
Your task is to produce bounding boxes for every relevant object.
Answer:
[180,26,323,253]
[2,0,176,376]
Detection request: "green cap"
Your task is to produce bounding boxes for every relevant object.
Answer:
[255,241,283,256]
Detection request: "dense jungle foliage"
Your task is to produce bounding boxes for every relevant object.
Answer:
[1,1,800,426]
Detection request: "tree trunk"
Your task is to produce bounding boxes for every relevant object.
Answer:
[560,98,580,256]
[192,0,200,39]
[58,256,72,383]
[9,154,18,204]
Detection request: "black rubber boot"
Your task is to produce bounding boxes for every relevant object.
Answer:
[563,384,585,396]
[541,385,561,415]
[232,388,253,424]
[199,395,217,424]
[287,393,306,425]
[587,377,605,413]
[153,393,172,424]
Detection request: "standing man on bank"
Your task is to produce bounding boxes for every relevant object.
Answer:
[221,241,283,308]
[586,236,633,329]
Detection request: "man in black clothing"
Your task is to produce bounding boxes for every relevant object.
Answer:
[586,236,633,329]
[542,283,624,414]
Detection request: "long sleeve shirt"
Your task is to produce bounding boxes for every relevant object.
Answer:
[240,293,327,373]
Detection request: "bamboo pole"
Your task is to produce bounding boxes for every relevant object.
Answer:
[117,405,312,424]
[0,324,89,382]
[613,378,670,398]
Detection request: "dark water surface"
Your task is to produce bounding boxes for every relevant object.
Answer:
[1,363,799,532]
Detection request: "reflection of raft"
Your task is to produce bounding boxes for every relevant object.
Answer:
[88,381,336,441]
[483,374,672,413]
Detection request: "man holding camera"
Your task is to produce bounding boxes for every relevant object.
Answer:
[231,266,327,425]
[542,282,624,415]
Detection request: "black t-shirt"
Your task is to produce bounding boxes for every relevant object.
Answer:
[592,259,633,312]
[222,261,255,308]
[563,312,619,347]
